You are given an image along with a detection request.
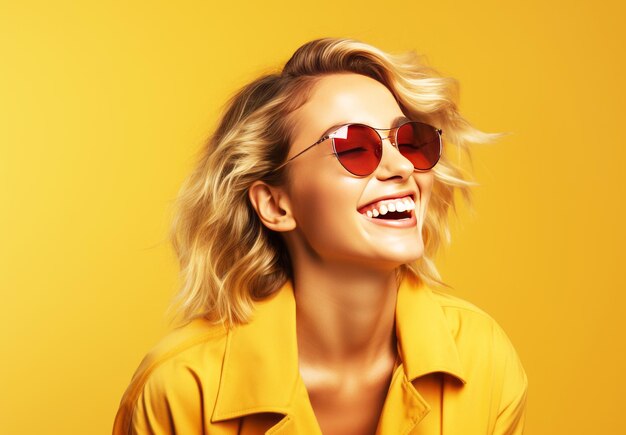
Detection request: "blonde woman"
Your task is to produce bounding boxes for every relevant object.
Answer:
[113,38,527,435]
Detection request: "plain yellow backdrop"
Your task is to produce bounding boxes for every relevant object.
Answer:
[1,0,624,433]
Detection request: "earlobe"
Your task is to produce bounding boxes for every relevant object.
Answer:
[248,181,296,232]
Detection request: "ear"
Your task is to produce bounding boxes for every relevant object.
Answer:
[248,181,296,232]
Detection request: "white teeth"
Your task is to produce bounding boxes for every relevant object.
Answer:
[362,196,416,218]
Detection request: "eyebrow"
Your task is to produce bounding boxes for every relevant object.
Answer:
[317,115,411,140]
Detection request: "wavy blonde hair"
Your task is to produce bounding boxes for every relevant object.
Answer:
[169,38,496,327]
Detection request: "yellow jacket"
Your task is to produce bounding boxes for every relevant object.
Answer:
[113,279,527,434]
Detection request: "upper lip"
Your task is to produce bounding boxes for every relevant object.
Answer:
[357,190,416,212]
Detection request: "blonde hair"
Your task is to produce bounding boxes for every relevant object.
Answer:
[169,38,496,327]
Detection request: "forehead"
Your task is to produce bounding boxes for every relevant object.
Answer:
[290,73,405,145]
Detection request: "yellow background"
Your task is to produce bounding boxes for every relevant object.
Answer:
[1,0,624,433]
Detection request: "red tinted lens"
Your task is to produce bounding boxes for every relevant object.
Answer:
[332,125,381,176]
[396,122,441,170]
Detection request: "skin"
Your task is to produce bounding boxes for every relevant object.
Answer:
[249,73,435,435]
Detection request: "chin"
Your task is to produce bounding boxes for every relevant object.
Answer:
[370,240,425,269]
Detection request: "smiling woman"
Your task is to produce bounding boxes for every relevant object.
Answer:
[113,38,528,435]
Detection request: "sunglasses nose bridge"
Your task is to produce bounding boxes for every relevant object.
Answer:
[379,131,400,152]
[375,137,414,179]
[375,125,399,148]
[369,127,396,157]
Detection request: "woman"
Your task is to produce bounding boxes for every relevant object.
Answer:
[113,38,527,434]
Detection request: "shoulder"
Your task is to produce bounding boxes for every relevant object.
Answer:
[430,288,528,412]
[113,318,228,434]
[131,317,228,389]
[429,287,514,347]
[143,317,227,366]
[430,287,492,317]
[431,288,526,363]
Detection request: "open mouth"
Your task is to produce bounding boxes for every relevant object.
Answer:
[374,209,412,220]
[358,195,416,220]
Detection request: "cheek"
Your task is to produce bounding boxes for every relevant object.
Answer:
[414,172,435,225]
[287,166,363,250]
[415,172,434,204]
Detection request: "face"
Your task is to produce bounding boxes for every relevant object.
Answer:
[281,73,435,270]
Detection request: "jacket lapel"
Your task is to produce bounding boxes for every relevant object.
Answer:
[375,276,466,434]
[212,281,301,422]
[395,276,467,385]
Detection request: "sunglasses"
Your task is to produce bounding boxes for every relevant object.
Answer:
[276,121,442,176]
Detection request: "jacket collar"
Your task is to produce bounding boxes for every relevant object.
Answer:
[212,277,466,423]
[395,276,467,384]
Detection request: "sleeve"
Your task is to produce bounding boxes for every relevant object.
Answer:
[113,362,205,435]
[491,322,529,435]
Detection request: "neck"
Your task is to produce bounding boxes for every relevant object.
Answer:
[292,259,399,372]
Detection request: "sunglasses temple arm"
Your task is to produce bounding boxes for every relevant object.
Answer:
[273,135,331,172]
[274,136,330,171]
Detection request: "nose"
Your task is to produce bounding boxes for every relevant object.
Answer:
[374,136,414,180]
